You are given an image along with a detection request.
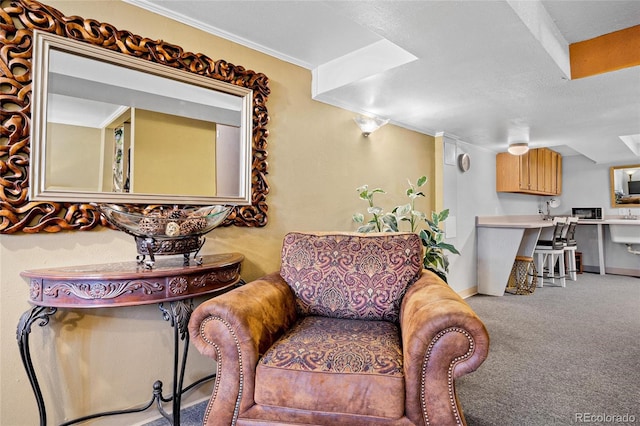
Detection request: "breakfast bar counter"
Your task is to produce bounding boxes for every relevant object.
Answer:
[476,216,554,296]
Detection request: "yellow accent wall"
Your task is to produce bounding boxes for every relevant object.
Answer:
[132,109,217,196]
[46,123,102,190]
[0,1,437,424]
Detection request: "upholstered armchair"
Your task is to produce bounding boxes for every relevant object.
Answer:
[189,232,489,426]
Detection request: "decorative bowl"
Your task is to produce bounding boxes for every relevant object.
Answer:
[96,204,232,267]
[98,204,231,239]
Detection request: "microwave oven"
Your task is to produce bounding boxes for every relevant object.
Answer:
[571,207,602,220]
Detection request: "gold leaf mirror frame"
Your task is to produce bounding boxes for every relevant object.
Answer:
[0,0,270,233]
[610,164,640,208]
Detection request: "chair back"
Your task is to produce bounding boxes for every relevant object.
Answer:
[563,216,579,246]
[537,217,567,250]
[550,217,569,249]
[280,232,423,322]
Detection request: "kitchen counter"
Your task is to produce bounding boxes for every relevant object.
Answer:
[476,216,637,291]
[476,216,554,296]
[476,215,556,228]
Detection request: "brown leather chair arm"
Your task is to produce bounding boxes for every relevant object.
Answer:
[400,271,490,426]
[188,272,297,425]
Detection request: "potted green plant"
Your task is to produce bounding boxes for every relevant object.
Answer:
[353,176,459,282]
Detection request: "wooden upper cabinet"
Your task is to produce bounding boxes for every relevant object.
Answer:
[528,149,540,191]
[555,153,562,194]
[496,148,562,195]
[541,148,552,193]
[496,152,524,192]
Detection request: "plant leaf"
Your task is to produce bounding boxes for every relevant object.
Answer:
[431,211,439,224]
[412,210,426,221]
[396,203,411,216]
[368,206,383,215]
[438,242,460,255]
[357,223,377,233]
[381,214,399,231]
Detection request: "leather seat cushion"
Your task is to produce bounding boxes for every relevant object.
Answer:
[254,316,405,419]
[280,232,422,322]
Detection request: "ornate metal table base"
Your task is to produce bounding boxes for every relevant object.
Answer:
[17,254,244,426]
[17,300,213,426]
[135,235,207,269]
[17,306,58,426]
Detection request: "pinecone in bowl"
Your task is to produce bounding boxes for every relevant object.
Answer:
[179,217,207,235]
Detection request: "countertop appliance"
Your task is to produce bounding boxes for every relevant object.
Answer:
[572,207,603,220]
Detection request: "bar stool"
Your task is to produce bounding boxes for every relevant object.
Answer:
[534,217,567,287]
[562,216,579,281]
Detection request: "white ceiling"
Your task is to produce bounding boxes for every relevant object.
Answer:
[127,0,640,164]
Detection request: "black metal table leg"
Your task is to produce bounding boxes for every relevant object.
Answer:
[158,299,194,425]
[17,306,58,426]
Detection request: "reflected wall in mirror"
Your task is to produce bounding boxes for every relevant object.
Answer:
[610,164,640,208]
[33,34,250,203]
[0,0,270,234]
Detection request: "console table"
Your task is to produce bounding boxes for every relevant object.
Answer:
[17,253,244,426]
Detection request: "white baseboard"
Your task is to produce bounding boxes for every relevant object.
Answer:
[583,265,640,277]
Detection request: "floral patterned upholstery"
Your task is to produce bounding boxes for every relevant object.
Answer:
[260,316,403,374]
[255,315,405,418]
[280,232,423,322]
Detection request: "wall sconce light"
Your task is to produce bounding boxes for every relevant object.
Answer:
[354,115,389,137]
[508,142,529,156]
[626,169,635,182]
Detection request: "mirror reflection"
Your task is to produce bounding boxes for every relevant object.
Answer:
[31,31,253,205]
[610,164,640,207]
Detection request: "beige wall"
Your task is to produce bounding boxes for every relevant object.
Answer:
[0,1,436,424]
[46,123,102,190]
[133,109,217,195]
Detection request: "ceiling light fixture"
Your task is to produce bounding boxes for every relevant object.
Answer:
[354,115,389,137]
[508,142,529,156]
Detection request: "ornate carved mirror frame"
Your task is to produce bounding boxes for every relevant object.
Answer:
[0,0,269,233]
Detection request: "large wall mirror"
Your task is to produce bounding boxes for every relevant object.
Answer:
[32,31,253,205]
[0,0,270,233]
[610,164,640,208]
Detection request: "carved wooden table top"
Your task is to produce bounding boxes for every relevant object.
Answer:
[21,253,244,308]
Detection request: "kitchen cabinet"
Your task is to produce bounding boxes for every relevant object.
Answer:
[496,147,562,195]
